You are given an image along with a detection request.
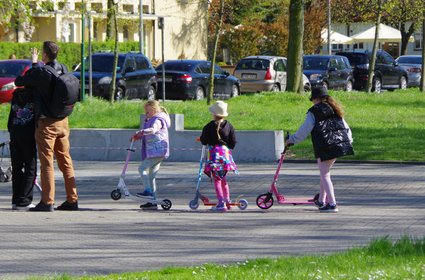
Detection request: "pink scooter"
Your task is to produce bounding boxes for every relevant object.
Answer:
[256,142,319,209]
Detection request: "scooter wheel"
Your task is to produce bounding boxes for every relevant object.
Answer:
[189,199,199,210]
[161,199,172,210]
[256,193,274,209]
[237,199,249,210]
[111,190,122,200]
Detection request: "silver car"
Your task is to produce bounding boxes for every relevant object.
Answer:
[233,55,311,93]
[395,55,422,87]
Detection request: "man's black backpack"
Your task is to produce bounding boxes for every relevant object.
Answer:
[44,65,79,118]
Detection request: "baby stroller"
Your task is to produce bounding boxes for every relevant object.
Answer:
[256,135,319,209]
[189,145,248,210]
[110,140,172,210]
[0,141,12,183]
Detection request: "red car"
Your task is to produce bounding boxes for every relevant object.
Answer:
[0,59,33,103]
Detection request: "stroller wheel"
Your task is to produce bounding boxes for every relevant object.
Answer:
[111,190,122,200]
[256,193,274,209]
[237,199,249,210]
[189,199,199,210]
[161,199,172,210]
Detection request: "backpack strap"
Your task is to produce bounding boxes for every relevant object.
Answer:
[43,65,59,78]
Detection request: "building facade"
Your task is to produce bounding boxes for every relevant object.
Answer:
[12,0,208,61]
[329,22,423,57]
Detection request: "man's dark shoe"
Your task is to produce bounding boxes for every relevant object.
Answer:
[29,201,54,212]
[56,200,79,211]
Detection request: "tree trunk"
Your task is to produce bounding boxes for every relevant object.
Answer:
[106,0,114,40]
[286,0,304,93]
[367,0,382,93]
[208,0,224,104]
[109,4,119,102]
[400,22,415,56]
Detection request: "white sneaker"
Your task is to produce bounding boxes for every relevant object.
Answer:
[12,203,36,211]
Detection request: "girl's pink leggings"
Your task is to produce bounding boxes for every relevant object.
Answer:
[212,173,230,203]
[317,158,337,205]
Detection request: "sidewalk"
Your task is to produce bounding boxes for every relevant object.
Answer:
[0,161,424,278]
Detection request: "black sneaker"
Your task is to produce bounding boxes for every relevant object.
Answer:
[56,200,79,211]
[314,199,324,208]
[140,202,158,210]
[29,201,54,212]
[319,204,339,213]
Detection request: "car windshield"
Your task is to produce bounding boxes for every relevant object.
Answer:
[397,56,422,65]
[235,59,270,70]
[303,57,329,70]
[0,62,28,77]
[340,53,368,66]
[88,55,125,72]
[156,62,195,72]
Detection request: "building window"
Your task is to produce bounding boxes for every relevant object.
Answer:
[123,4,134,14]
[91,3,103,13]
[93,22,98,40]
[58,1,65,10]
[353,42,364,49]
[40,1,54,12]
[123,26,129,42]
[332,44,343,51]
[414,34,423,50]
[75,2,82,12]
[68,23,75,42]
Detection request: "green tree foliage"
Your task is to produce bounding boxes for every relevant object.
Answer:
[221,23,263,62]
[0,0,36,42]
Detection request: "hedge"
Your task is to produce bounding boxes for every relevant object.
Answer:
[0,41,142,70]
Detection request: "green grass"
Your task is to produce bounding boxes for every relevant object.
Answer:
[1,88,425,161]
[28,236,425,279]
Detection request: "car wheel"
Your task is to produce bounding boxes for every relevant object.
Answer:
[231,84,239,98]
[195,86,205,100]
[399,76,407,90]
[271,83,280,92]
[114,87,125,101]
[345,80,353,92]
[372,77,382,93]
[147,85,156,100]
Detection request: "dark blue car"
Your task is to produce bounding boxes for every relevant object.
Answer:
[155,60,240,100]
[303,55,354,91]
[73,52,157,100]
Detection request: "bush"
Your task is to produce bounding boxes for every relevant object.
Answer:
[0,41,143,70]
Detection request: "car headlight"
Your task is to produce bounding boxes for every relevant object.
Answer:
[98,76,112,85]
[0,82,16,92]
[309,74,323,81]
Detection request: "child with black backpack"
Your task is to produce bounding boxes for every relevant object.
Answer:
[7,88,37,210]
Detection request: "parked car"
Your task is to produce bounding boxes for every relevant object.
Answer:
[73,52,157,100]
[336,50,408,93]
[233,55,311,93]
[0,59,33,103]
[303,55,354,91]
[396,55,422,87]
[155,60,240,100]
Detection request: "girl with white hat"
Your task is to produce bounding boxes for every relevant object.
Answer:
[200,101,238,211]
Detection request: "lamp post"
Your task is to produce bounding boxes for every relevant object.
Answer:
[80,0,86,101]
[327,0,331,55]
[139,0,144,54]
[158,17,165,102]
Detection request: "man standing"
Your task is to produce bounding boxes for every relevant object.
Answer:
[15,41,78,212]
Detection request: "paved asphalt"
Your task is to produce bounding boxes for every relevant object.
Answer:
[0,160,424,279]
